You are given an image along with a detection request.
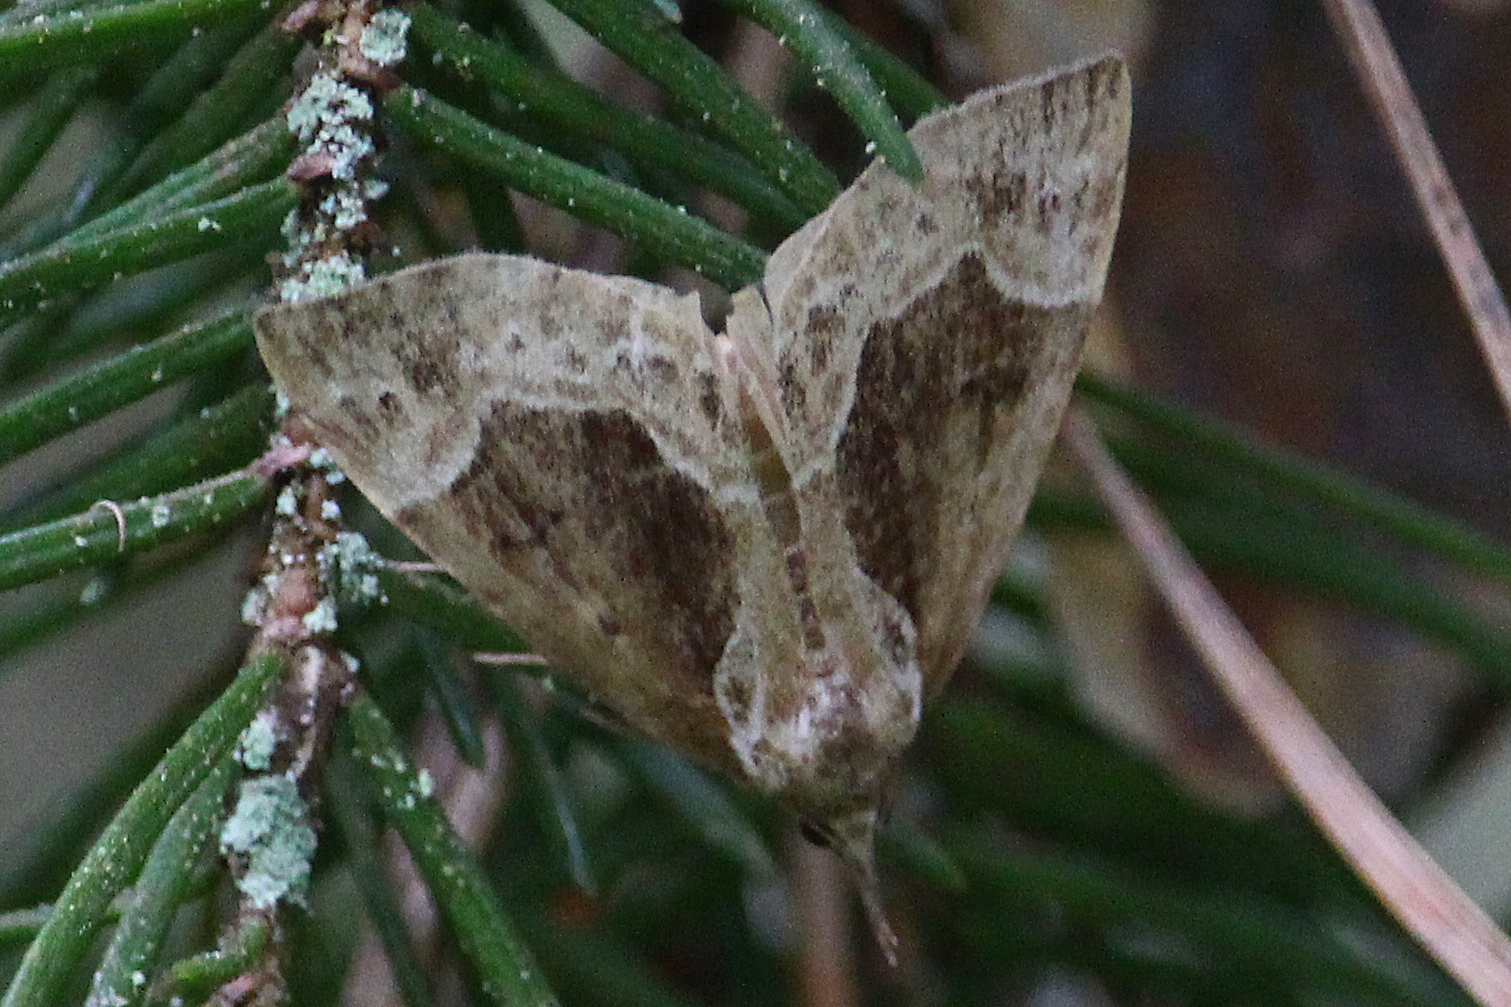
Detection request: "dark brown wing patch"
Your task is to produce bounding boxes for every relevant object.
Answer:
[835,251,1065,642]
[432,401,739,682]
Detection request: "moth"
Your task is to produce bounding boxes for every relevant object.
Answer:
[256,54,1130,950]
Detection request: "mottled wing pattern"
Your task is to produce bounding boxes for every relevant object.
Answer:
[255,255,761,772]
[255,56,1130,815]
[754,55,1130,691]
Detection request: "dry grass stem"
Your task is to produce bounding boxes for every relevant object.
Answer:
[1319,0,1511,423]
[1066,411,1511,1007]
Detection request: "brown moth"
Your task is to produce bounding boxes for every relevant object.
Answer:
[256,54,1129,949]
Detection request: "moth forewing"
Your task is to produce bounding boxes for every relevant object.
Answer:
[762,54,1131,697]
[255,52,1130,960]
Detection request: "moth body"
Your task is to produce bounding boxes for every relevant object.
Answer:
[714,323,923,823]
[255,54,1130,957]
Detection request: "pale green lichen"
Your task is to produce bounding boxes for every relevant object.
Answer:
[319,188,367,230]
[237,711,280,771]
[275,484,300,516]
[302,597,338,634]
[319,529,384,606]
[279,252,367,303]
[319,125,374,182]
[286,72,372,144]
[358,9,410,66]
[307,447,347,483]
[220,776,317,909]
[279,208,302,244]
[281,70,388,300]
[240,583,269,626]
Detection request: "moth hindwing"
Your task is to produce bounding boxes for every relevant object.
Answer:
[256,53,1130,944]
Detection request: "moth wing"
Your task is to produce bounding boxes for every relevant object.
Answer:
[752,55,1131,689]
[255,254,758,771]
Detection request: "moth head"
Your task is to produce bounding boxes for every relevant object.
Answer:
[766,604,919,962]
